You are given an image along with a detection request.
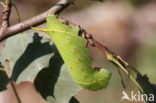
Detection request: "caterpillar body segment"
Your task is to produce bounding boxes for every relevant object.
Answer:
[36,15,112,91]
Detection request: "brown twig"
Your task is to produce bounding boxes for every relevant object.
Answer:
[4,58,22,103]
[0,0,70,42]
[77,26,144,93]
[0,0,12,37]
[10,82,21,103]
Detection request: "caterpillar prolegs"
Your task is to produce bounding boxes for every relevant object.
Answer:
[34,15,111,91]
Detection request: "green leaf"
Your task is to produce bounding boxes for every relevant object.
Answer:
[134,34,156,102]
[34,44,81,103]
[69,96,80,103]
[136,73,156,103]
[0,32,53,83]
[0,68,9,91]
[0,32,82,103]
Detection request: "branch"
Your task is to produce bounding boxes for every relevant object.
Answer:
[6,58,21,103]
[0,0,70,41]
[10,82,21,103]
[0,0,12,37]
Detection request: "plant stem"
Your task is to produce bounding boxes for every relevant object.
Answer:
[90,37,144,93]
[0,0,70,41]
[106,54,144,94]
[10,81,21,103]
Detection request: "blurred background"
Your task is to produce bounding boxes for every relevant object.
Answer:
[0,0,156,103]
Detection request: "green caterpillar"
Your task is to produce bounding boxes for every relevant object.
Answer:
[34,15,111,91]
